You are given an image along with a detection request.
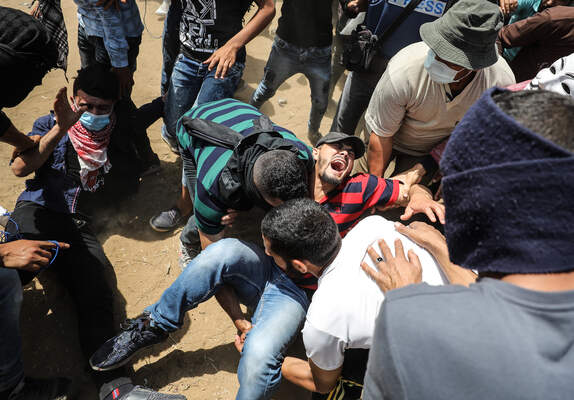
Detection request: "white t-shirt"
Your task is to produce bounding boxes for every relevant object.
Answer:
[365,41,515,156]
[302,215,447,371]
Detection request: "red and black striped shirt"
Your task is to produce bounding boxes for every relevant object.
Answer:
[321,173,399,237]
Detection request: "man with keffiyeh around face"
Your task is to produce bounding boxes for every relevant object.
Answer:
[6,65,185,400]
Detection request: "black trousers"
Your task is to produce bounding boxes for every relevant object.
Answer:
[9,201,124,383]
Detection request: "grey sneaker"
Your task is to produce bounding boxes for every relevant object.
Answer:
[8,377,71,400]
[178,240,200,270]
[149,207,188,232]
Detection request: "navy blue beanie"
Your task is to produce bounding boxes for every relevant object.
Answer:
[440,87,574,274]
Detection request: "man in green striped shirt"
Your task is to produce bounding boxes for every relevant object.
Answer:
[175,97,314,259]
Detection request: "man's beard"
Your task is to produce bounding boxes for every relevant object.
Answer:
[320,170,344,186]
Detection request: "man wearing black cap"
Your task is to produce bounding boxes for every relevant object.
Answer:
[87,130,444,399]
[311,131,445,236]
[361,89,574,399]
[365,0,515,182]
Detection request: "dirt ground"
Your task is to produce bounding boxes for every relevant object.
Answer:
[0,0,349,398]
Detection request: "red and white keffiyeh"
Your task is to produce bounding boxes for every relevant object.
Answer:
[67,115,115,192]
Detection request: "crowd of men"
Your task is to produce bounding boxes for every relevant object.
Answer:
[0,0,573,399]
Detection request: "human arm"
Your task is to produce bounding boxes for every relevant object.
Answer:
[367,133,393,177]
[0,240,69,272]
[282,357,343,394]
[204,0,275,79]
[498,9,551,49]
[394,222,477,286]
[400,184,445,224]
[1,124,36,153]
[364,69,407,176]
[10,87,80,177]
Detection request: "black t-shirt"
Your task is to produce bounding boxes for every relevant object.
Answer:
[179,0,253,63]
[276,0,333,48]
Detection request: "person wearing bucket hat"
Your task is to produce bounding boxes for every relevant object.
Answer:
[361,89,574,399]
[364,0,515,184]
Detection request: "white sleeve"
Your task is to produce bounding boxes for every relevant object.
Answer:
[302,322,346,371]
[365,68,408,138]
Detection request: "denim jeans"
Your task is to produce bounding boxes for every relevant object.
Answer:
[162,53,245,147]
[146,239,309,400]
[330,54,389,135]
[160,0,182,95]
[250,36,332,132]
[179,147,200,249]
[0,268,24,393]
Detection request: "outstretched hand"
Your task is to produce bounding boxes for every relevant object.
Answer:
[54,87,80,131]
[203,42,240,79]
[400,185,445,224]
[361,238,422,294]
[0,240,69,272]
[394,221,447,253]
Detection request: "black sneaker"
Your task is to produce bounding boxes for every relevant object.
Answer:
[99,378,186,400]
[8,377,71,400]
[89,313,168,371]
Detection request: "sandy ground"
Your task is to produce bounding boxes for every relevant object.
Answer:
[1,0,349,398]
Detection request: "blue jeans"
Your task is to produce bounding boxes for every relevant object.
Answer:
[160,0,182,95]
[145,239,309,400]
[179,147,200,249]
[162,53,245,148]
[250,36,331,132]
[0,268,24,393]
[330,54,389,135]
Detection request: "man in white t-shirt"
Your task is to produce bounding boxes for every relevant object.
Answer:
[365,0,515,181]
[280,215,449,395]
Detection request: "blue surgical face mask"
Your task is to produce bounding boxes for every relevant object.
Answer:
[79,111,111,131]
[424,49,470,84]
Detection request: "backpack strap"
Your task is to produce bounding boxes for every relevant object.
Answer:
[181,117,244,149]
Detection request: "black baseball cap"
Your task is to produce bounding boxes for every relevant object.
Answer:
[315,131,366,159]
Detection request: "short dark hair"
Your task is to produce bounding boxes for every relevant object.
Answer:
[253,150,309,201]
[73,65,119,101]
[492,90,574,152]
[261,198,340,267]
